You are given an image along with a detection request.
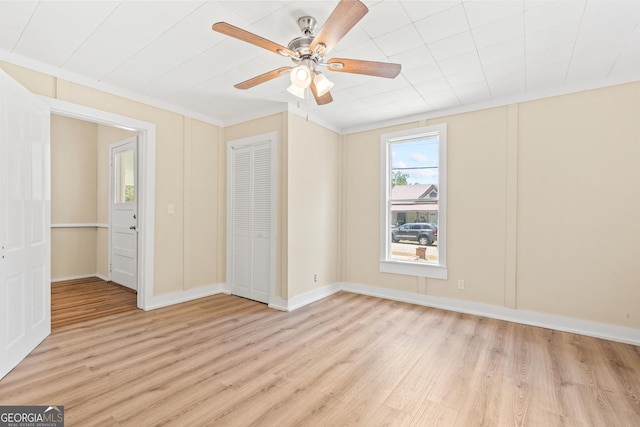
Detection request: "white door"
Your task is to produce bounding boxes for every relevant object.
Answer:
[228,134,276,304]
[110,138,137,290]
[0,70,51,380]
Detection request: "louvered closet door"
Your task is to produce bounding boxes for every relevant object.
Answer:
[250,144,272,302]
[230,141,272,304]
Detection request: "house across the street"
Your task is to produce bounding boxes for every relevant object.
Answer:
[391,184,439,226]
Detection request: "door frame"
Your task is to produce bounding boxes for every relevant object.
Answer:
[40,97,155,310]
[226,132,278,305]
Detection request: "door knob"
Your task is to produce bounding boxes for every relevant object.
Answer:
[129,225,137,230]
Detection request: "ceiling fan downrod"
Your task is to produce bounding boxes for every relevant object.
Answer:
[297,16,317,35]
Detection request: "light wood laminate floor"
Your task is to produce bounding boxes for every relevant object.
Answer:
[51,277,138,330]
[1,291,639,426]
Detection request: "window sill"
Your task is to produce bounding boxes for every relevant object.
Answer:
[379,260,447,279]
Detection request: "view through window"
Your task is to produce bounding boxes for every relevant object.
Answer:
[115,149,135,203]
[380,124,447,279]
[389,135,439,263]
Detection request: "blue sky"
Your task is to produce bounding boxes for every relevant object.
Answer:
[391,136,439,185]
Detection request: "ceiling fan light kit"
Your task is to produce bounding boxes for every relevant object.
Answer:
[290,63,312,88]
[287,84,306,99]
[313,72,334,97]
[212,0,401,105]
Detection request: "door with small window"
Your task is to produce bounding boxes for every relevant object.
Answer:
[110,138,137,290]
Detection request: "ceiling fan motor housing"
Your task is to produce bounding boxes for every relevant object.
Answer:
[288,16,325,66]
[288,35,314,57]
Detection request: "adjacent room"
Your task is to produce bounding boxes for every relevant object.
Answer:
[1,1,639,425]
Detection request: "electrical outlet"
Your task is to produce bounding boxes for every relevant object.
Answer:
[457,279,465,290]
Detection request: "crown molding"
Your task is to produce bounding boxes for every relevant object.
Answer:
[0,50,224,127]
[343,74,640,134]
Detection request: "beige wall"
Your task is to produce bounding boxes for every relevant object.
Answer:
[343,82,640,329]
[516,83,640,327]
[50,115,97,280]
[185,118,222,289]
[51,229,97,279]
[53,75,220,295]
[51,115,97,224]
[5,58,640,330]
[2,61,223,295]
[342,121,421,294]
[427,108,509,305]
[50,115,138,281]
[287,114,340,298]
[53,80,188,296]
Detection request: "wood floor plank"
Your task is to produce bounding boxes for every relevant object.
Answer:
[322,379,395,426]
[1,289,639,426]
[369,404,415,426]
[51,278,138,329]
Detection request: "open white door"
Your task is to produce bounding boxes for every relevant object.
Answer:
[0,70,51,379]
[109,138,138,290]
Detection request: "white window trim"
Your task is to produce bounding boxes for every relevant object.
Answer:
[379,124,448,279]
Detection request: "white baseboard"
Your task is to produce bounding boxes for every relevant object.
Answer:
[72,275,638,345]
[269,283,342,312]
[340,282,640,346]
[51,274,114,283]
[144,283,230,311]
[51,274,100,283]
[268,296,289,311]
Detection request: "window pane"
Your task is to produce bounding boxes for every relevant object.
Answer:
[114,149,135,203]
[389,136,439,263]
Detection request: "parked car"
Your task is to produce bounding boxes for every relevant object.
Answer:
[391,222,438,246]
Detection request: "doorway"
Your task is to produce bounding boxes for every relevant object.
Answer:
[1,72,155,379]
[44,97,156,310]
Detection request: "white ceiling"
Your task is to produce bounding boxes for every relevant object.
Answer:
[1,0,639,133]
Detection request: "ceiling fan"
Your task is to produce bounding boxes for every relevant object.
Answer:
[212,0,402,105]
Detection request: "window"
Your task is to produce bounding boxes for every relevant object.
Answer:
[380,124,447,279]
[114,148,135,203]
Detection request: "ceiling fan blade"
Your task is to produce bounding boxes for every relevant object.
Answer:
[310,81,333,105]
[212,22,297,57]
[326,58,402,78]
[309,0,368,56]
[234,67,292,90]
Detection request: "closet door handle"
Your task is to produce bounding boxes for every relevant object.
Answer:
[129,226,137,231]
